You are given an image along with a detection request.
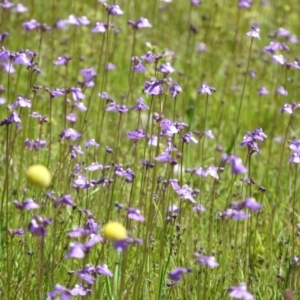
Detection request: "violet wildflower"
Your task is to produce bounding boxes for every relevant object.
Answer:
[59,128,81,141]
[106,4,124,16]
[131,57,147,72]
[169,267,192,282]
[81,67,96,83]
[169,82,182,98]
[65,242,87,259]
[239,0,252,8]
[277,86,288,95]
[128,17,152,29]
[292,256,299,265]
[247,26,260,39]
[193,204,206,213]
[54,55,72,66]
[9,228,25,236]
[191,0,201,6]
[85,138,99,148]
[182,132,198,144]
[155,152,172,163]
[289,140,300,154]
[287,60,300,70]
[258,86,269,95]
[144,78,164,95]
[96,264,113,277]
[223,155,247,174]
[72,174,92,189]
[47,284,86,299]
[77,267,95,285]
[22,19,40,31]
[0,111,21,127]
[228,282,254,300]
[160,119,178,136]
[66,112,77,123]
[28,215,52,237]
[194,253,219,268]
[69,87,85,101]
[105,62,116,70]
[13,198,39,210]
[113,238,143,252]
[141,51,157,63]
[272,54,286,65]
[127,208,145,222]
[55,194,74,207]
[156,62,175,76]
[85,162,104,171]
[126,129,146,141]
[0,0,14,9]
[12,3,28,13]
[130,97,149,111]
[198,82,216,95]
[92,22,109,33]
[289,153,300,164]
[8,95,31,110]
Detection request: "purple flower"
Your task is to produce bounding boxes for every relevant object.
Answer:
[107,4,124,16]
[228,282,254,299]
[155,152,172,163]
[59,128,81,141]
[141,51,157,63]
[81,67,96,82]
[0,0,14,9]
[115,167,136,183]
[28,216,52,236]
[55,194,74,207]
[223,155,247,174]
[24,139,46,151]
[85,138,99,148]
[96,264,113,276]
[130,97,149,111]
[12,3,28,13]
[77,269,95,285]
[127,208,145,222]
[47,284,86,299]
[66,112,77,123]
[258,86,269,95]
[156,62,175,76]
[194,253,219,268]
[182,132,198,144]
[144,78,164,95]
[105,62,116,70]
[292,256,299,265]
[272,54,286,65]
[106,102,128,113]
[9,96,32,110]
[191,0,201,6]
[198,82,216,95]
[85,162,104,171]
[113,238,143,252]
[289,140,300,154]
[193,204,206,213]
[13,53,32,66]
[92,22,109,33]
[277,86,288,95]
[246,26,260,39]
[69,87,85,101]
[238,0,252,8]
[65,242,87,259]
[72,175,92,189]
[287,60,300,70]
[131,57,147,72]
[169,267,192,282]
[289,152,300,164]
[126,129,146,141]
[128,17,152,29]
[169,82,182,98]
[22,19,40,31]
[13,198,39,210]
[0,111,21,127]
[9,228,25,236]
[54,55,72,66]
[231,197,262,212]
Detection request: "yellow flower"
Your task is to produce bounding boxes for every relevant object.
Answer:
[103,221,127,240]
[26,164,52,188]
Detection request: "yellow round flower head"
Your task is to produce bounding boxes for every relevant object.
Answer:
[103,221,127,240]
[26,164,52,188]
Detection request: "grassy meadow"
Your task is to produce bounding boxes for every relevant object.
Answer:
[1,0,300,299]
